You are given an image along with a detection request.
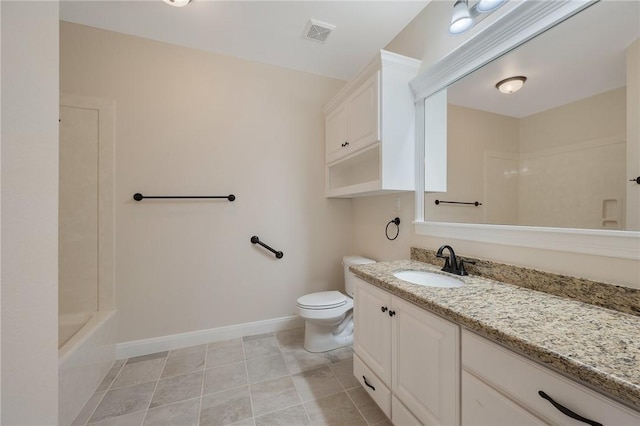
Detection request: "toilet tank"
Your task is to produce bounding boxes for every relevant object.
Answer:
[343,256,376,297]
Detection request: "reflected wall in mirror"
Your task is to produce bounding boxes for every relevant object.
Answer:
[425,0,639,231]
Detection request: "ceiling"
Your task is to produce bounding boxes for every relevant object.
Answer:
[447,0,640,118]
[59,0,429,81]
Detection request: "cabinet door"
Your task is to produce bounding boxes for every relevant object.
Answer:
[392,395,423,426]
[353,278,392,386]
[462,370,545,426]
[346,71,380,154]
[392,297,459,426]
[325,104,347,163]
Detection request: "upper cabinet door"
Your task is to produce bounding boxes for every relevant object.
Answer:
[325,104,348,163]
[325,72,381,164]
[346,71,380,154]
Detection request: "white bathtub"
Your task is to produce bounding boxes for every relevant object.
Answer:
[59,310,117,426]
[59,312,93,349]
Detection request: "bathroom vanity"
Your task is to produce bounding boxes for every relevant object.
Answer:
[351,259,640,426]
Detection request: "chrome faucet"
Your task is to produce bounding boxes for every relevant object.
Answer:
[436,245,474,276]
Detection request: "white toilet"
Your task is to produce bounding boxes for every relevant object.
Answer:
[296,256,375,352]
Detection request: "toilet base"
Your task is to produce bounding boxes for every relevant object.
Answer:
[303,319,353,353]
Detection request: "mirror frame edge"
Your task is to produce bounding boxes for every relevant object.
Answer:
[411,0,640,262]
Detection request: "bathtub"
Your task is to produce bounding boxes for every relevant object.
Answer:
[59,310,117,426]
[59,312,93,348]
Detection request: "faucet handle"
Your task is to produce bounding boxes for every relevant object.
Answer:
[458,258,475,276]
[441,257,451,271]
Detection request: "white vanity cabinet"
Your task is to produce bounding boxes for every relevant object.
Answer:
[462,330,640,426]
[353,277,460,425]
[324,50,420,197]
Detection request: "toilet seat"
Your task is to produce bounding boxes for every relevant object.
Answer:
[296,291,347,310]
[297,291,353,321]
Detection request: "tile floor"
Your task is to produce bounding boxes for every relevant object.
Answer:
[72,328,391,426]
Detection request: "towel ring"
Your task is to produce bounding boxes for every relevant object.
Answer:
[385,217,400,241]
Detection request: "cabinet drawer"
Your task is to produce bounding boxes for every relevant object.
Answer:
[392,395,423,426]
[462,370,546,426]
[462,330,640,425]
[354,354,391,418]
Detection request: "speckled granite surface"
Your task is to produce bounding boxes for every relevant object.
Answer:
[411,247,640,316]
[351,260,640,411]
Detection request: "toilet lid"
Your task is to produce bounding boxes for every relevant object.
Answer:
[297,291,347,309]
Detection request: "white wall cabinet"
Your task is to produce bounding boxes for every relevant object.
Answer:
[353,277,460,425]
[324,51,420,197]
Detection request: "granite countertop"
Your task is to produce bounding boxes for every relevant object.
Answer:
[351,260,640,411]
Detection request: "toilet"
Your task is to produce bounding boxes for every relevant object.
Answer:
[296,256,375,353]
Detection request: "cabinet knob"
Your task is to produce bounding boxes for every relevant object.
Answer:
[341,141,350,148]
[388,310,396,317]
[381,306,388,313]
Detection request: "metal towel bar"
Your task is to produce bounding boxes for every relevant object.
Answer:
[133,193,235,201]
[435,199,482,207]
[251,236,283,259]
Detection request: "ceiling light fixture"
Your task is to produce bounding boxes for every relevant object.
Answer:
[449,0,507,35]
[495,76,527,94]
[163,0,192,7]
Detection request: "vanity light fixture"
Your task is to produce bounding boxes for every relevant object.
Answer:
[495,76,527,94]
[163,0,192,7]
[449,0,474,34]
[449,0,507,35]
[476,0,507,13]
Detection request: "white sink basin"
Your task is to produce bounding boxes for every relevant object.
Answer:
[393,270,464,288]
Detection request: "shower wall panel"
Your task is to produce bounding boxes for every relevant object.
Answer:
[59,105,99,315]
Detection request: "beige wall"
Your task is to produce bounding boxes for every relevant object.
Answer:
[352,1,640,288]
[1,1,59,423]
[60,22,351,343]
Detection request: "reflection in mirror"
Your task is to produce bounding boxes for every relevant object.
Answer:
[425,0,639,231]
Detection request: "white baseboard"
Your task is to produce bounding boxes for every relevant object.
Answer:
[116,315,304,360]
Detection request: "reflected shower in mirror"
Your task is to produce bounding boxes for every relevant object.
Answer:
[426,0,639,231]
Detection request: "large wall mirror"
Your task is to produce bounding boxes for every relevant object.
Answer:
[425,0,639,231]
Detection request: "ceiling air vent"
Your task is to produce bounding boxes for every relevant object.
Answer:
[303,19,336,43]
